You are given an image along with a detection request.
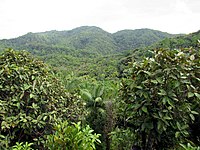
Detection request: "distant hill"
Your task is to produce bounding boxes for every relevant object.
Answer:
[0,26,116,56]
[1,26,199,78]
[0,26,175,56]
[153,30,200,49]
[113,28,175,51]
[0,26,180,78]
[118,29,200,76]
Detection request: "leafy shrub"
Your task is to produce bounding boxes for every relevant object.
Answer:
[110,127,135,150]
[45,121,101,150]
[179,143,200,150]
[0,49,80,148]
[11,142,33,150]
[120,48,200,149]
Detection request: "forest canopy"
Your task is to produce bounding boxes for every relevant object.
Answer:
[0,27,200,149]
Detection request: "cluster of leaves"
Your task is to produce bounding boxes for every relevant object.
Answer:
[180,143,200,150]
[109,127,135,150]
[55,70,119,149]
[0,49,83,149]
[80,81,118,149]
[45,121,101,150]
[120,48,200,149]
[11,142,33,150]
[10,121,101,150]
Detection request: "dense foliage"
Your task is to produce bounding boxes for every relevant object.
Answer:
[120,30,200,65]
[0,28,200,150]
[0,26,175,78]
[120,48,200,149]
[155,30,200,49]
[0,26,174,55]
[0,49,84,149]
[45,121,101,150]
[113,28,174,51]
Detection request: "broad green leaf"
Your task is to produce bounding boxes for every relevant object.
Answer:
[98,86,104,97]
[194,93,200,99]
[173,81,180,89]
[32,80,36,90]
[190,114,195,121]
[158,89,167,96]
[187,92,194,98]
[191,111,199,115]
[157,120,162,131]
[30,93,35,99]
[175,131,180,138]
[80,89,93,101]
[0,69,4,74]
[176,122,181,130]
[163,116,172,120]
[141,106,148,113]
[190,54,195,60]
[17,102,20,109]
[23,84,31,90]
[156,77,163,84]
[95,97,102,102]
[151,80,158,84]
[136,86,143,89]
[166,97,174,107]
[143,70,151,76]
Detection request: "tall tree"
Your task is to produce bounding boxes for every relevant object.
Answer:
[0,49,81,149]
[120,48,200,149]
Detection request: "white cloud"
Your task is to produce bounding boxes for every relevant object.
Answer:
[0,0,199,39]
[173,0,191,14]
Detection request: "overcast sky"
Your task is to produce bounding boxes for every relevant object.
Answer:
[0,0,200,39]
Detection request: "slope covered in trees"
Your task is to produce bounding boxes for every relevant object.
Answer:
[119,29,200,68]
[0,26,177,78]
[154,30,200,49]
[113,28,175,51]
[1,47,199,149]
[0,26,175,56]
[0,26,116,56]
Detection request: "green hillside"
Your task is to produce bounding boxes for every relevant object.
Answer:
[118,30,200,77]
[0,26,175,56]
[0,26,176,78]
[154,30,200,49]
[113,28,175,51]
[0,26,117,56]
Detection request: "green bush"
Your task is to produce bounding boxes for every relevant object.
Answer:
[0,49,80,148]
[11,142,33,150]
[120,48,200,149]
[45,121,101,150]
[110,127,135,150]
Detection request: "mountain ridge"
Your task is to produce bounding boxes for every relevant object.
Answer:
[0,26,177,56]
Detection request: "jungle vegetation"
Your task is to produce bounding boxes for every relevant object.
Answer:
[0,26,200,150]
